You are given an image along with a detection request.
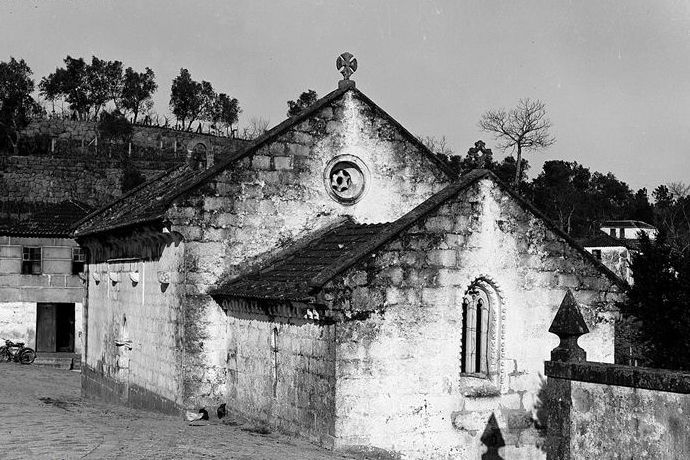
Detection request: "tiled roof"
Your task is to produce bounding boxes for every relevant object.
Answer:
[212,219,392,301]
[578,232,633,249]
[601,220,656,229]
[212,169,629,302]
[74,84,455,238]
[212,170,490,302]
[0,200,92,237]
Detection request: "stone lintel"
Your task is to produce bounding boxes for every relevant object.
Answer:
[544,360,690,394]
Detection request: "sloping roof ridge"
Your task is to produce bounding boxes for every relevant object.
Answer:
[161,85,457,214]
[150,86,354,206]
[351,88,457,179]
[308,169,491,288]
[307,168,628,291]
[212,216,355,291]
[492,175,630,290]
[73,166,175,235]
[74,83,459,238]
[73,86,352,237]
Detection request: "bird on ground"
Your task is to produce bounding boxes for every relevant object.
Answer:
[217,403,227,419]
[185,408,209,422]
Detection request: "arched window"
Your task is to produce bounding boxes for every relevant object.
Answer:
[461,279,499,376]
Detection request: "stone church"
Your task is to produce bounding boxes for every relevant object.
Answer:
[74,55,624,459]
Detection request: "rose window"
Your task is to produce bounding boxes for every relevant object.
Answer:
[331,169,352,192]
[324,155,369,205]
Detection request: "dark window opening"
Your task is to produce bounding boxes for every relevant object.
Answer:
[22,247,42,275]
[592,249,602,260]
[271,327,279,397]
[609,229,616,237]
[461,287,491,375]
[72,247,86,275]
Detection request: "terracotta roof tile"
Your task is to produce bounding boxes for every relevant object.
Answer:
[212,220,392,301]
[0,200,93,237]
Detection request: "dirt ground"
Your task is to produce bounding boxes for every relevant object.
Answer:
[0,363,355,459]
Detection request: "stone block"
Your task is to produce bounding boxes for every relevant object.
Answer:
[558,274,581,288]
[252,155,271,170]
[287,143,310,156]
[427,249,456,267]
[500,392,522,410]
[424,216,453,232]
[421,288,452,307]
[274,156,292,170]
[437,268,460,286]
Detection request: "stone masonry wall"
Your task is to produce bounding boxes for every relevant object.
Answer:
[165,89,451,411]
[2,119,247,207]
[0,302,37,349]
[21,118,244,152]
[323,178,623,459]
[544,361,690,459]
[84,241,185,411]
[224,310,336,446]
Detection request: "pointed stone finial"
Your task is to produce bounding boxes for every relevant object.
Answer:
[480,413,505,459]
[549,289,590,362]
[336,52,357,89]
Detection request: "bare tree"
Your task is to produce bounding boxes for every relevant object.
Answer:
[419,135,454,157]
[240,117,270,140]
[668,182,690,200]
[478,98,555,186]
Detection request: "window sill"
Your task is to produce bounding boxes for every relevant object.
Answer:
[458,374,500,398]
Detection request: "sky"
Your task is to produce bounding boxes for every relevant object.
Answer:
[1,0,689,191]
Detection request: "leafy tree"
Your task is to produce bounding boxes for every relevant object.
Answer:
[120,160,147,192]
[40,56,89,117]
[119,67,157,124]
[653,184,674,208]
[287,89,318,117]
[169,68,215,130]
[0,57,39,153]
[619,232,690,370]
[87,57,123,117]
[40,55,124,118]
[479,98,556,187]
[97,110,133,143]
[653,184,690,255]
[532,161,591,235]
[206,92,241,135]
[630,188,654,224]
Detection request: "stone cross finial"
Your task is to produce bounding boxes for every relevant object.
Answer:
[548,289,590,362]
[336,52,358,80]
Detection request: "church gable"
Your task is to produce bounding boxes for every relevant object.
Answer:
[164,85,453,282]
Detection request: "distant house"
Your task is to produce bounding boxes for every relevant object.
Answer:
[579,232,634,284]
[0,200,91,364]
[600,220,657,240]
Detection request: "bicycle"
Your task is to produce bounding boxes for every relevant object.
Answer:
[0,339,37,364]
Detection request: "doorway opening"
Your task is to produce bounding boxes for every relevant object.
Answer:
[36,303,75,353]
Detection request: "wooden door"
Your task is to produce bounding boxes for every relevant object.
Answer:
[36,303,56,352]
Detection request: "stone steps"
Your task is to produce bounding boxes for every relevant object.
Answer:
[33,353,81,371]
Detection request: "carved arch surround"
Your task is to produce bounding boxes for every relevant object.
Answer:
[458,274,505,390]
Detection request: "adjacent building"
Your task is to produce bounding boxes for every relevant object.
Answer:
[600,220,657,241]
[0,200,90,362]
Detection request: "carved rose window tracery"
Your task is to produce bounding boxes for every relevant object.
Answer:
[324,155,369,205]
